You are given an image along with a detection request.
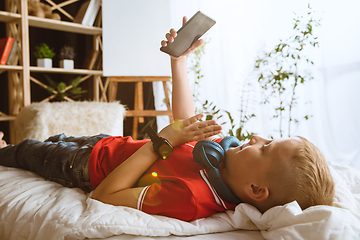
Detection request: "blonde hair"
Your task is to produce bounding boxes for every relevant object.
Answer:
[265,136,335,211]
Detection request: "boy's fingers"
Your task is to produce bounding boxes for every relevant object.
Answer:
[193,39,204,49]
[196,119,217,129]
[192,127,222,141]
[182,16,188,26]
[183,114,203,127]
[166,33,174,42]
[161,40,167,47]
[195,123,221,135]
[203,130,222,139]
[187,119,220,136]
[170,28,177,38]
[181,39,204,57]
[202,126,222,134]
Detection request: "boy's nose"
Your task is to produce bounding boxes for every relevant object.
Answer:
[249,135,269,145]
[250,135,260,144]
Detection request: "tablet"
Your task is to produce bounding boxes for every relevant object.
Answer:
[160,11,216,58]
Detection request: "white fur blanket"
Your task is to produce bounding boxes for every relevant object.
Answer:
[14,101,126,142]
[0,161,359,240]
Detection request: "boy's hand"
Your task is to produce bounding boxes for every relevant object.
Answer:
[158,114,222,147]
[161,16,205,59]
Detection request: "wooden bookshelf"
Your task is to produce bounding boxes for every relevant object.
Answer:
[0,10,21,22]
[28,15,102,35]
[0,64,22,71]
[0,0,106,143]
[29,66,102,75]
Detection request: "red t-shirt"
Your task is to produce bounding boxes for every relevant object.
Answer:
[88,136,237,221]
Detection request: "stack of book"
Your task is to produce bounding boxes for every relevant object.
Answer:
[74,0,101,26]
[0,37,18,65]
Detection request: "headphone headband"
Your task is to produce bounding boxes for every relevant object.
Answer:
[193,137,242,205]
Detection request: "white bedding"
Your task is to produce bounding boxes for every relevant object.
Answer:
[0,161,359,240]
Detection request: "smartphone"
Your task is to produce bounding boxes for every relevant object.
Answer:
[160,11,216,58]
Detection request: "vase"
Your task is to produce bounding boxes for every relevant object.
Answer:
[59,59,74,69]
[37,58,52,68]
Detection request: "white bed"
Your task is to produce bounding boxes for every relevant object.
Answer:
[0,160,359,240]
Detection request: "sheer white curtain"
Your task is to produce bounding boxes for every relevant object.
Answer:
[304,0,360,170]
[154,0,360,170]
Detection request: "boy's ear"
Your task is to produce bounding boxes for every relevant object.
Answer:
[244,183,269,202]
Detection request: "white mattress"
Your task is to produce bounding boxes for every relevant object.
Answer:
[0,160,359,240]
[91,231,264,240]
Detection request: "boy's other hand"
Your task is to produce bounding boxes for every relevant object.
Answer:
[161,16,205,59]
[159,114,222,147]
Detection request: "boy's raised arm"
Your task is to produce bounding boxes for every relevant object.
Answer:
[161,16,204,121]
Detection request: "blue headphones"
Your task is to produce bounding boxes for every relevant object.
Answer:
[193,136,242,205]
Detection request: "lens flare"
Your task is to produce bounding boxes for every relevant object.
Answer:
[159,144,173,159]
[137,173,162,207]
[171,120,183,130]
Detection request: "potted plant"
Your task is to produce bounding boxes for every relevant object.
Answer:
[34,43,55,68]
[59,45,75,69]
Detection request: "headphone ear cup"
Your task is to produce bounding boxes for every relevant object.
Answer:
[219,136,242,163]
[193,140,224,169]
[219,136,242,151]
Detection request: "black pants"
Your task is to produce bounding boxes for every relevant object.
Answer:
[0,133,109,192]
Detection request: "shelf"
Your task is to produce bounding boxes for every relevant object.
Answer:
[1,65,103,75]
[0,115,16,121]
[28,16,102,35]
[0,65,23,71]
[0,11,21,22]
[0,10,102,35]
[30,67,102,75]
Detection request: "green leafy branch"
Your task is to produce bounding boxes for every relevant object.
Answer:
[255,4,320,137]
[44,74,87,101]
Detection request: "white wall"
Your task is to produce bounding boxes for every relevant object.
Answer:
[102,0,172,76]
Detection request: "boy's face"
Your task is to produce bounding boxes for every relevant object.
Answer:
[220,136,301,200]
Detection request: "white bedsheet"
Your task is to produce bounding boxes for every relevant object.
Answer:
[0,161,359,240]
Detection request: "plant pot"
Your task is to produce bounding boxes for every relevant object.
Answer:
[37,58,52,68]
[59,59,74,69]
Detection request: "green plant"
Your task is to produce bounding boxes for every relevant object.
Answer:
[44,74,87,101]
[34,43,56,59]
[255,4,320,138]
[59,45,76,60]
[225,110,256,141]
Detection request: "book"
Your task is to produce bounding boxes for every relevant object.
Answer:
[0,37,15,65]
[93,5,102,27]
[74,0,90,24]
[82,0,101,26]
[74,0,101,26]
[6,40,18,65]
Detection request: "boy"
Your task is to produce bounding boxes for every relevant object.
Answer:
[0,17,334,221]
